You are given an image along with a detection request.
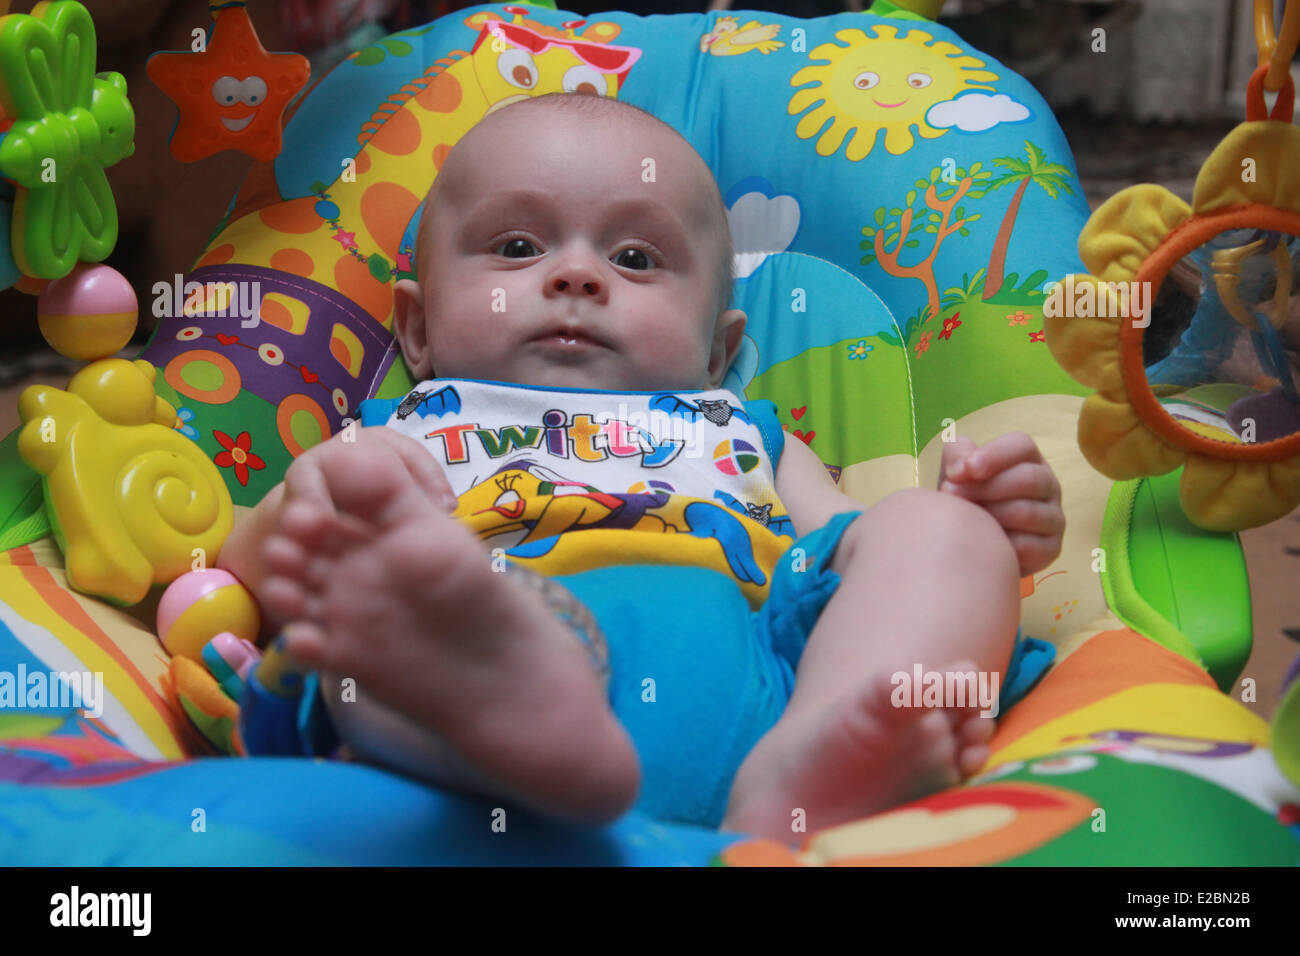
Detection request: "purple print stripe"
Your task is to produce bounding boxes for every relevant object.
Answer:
[142,265,398,426]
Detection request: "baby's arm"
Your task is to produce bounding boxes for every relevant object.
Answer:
[773,436,872,534]
[775,429,1064,577]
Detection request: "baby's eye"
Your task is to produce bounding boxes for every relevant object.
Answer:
[612,247,654,270]
[497,238,538,258]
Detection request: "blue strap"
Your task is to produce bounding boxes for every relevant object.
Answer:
[239,670,339,758]
[999,633,1056,715]
[743,399,786,469]
[297,673,340,757]
[358,396,403,427]
[239,670,306,756]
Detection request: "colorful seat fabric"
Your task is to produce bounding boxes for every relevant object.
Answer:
[1,1,1296,864]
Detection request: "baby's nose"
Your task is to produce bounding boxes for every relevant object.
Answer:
[551,271,602,296]
[548,252,605,298]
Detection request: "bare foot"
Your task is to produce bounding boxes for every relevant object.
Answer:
[720,662,994,842]
[254,441,640,825]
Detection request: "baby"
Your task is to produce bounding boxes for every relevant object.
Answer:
[218,92,1065,842]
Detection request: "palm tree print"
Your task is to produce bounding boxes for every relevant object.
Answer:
[982,141,1075,300]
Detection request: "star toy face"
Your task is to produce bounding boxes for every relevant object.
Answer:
[147,7,309,163]
[210,74,268,133]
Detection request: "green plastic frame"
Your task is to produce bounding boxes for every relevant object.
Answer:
[1101,470,1253,693]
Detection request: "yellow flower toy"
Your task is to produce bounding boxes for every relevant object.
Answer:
[1044,31,1300,531]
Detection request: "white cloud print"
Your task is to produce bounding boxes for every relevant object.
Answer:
[728,190,799,279]
[926,92,1030,133]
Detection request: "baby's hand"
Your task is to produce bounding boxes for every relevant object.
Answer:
[937,432,1064,577]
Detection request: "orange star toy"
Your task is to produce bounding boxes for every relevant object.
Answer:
[147,1,309,162]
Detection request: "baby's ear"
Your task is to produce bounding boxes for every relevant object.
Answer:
[393,279,434,379]
[707,308,747,388]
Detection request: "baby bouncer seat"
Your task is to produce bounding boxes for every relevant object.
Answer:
[0,0,1296,865]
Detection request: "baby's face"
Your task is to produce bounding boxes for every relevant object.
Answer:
[394,105,742,391]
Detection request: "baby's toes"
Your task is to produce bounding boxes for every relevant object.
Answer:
[319,444,426,531]
[957,739,992,778]
[910,711,963,791]
[277,499,339,552]
[279,621,328,668]
[263,532,309,580]
[299,551,337,594]
[955,714,995,778]
[259,573,323,627]
[277,499,386,578]
[277,621,361,676]
[262,535,336,597]
[959,712,996,747]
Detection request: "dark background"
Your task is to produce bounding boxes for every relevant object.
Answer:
[0,0,1253,368]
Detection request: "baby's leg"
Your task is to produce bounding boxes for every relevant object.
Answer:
[256,435,640,825]
[722,488,1020,841]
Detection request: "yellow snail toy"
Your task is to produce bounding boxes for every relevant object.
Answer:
[16,358,234,605]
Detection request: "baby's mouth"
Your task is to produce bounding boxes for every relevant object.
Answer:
[529,325,607,350]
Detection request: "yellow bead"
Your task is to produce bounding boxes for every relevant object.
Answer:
[162,584,260,662]
[36,263,138,361]
[37,308,137,361]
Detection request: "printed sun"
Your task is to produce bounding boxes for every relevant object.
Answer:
[789,25,997,160]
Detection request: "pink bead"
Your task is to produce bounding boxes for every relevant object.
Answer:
[37,263,137,317]
[157,569,240,640]
[209,631,262,679]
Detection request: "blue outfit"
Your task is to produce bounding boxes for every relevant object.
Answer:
[244,394,1053,829]
[556,509,862,826]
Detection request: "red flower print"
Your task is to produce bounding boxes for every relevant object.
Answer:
[1029,330,1046,343]
[939,313,962,340]
[214,431,266,487]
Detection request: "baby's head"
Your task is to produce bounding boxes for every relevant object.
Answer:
[393,93,745,391]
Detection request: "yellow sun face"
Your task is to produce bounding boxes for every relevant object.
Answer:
[789,25,998,160]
